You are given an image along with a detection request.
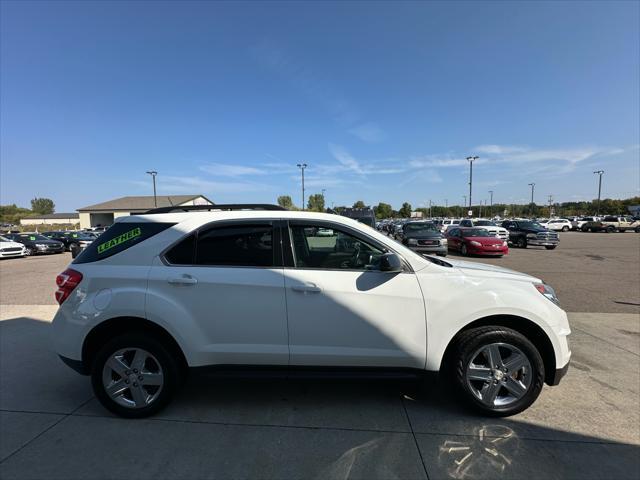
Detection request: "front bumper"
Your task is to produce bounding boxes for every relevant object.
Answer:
[409,245,448,255]
[527,240,559,246]
[548,361,570,386]
[467,245,508,255]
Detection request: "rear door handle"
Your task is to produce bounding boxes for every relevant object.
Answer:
[291,284,322,294]
[167,275,198,286]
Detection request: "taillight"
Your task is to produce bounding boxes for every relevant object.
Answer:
[55,269,83,305]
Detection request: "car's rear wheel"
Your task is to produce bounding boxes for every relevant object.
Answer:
[516,237,527,248]
[562,226,569,232]
[606,226,615,233]
[635,226,640,233]
[448,326,544,416]
[91,333,180,418]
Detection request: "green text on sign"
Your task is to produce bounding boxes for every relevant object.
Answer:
[97,227,141,254]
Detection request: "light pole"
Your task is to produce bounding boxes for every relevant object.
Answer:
[444,198,448,217]
[146,171,158,207]
[528,183,536,217]
[593,170,604,216]
[466,156,479,214]
[462,195,467,217]
[297,163,307,210]
[488,190,493,218]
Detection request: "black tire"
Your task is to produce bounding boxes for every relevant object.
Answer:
[24,247,35,256]
[91,333,180,418]
[581,226,588,232]
[606,226,615,233]
[461,244,468,256]
[446,326,544,416]
[562,226,569,232]
[516,237,527,248]
[545,245,557,250]
[635,227,640,233]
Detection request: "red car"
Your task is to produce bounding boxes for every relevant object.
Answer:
[446,227,509,257]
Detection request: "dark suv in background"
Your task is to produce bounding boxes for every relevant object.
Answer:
[501,220,559,250]
[43,231,95,252]
[394,221,447,256]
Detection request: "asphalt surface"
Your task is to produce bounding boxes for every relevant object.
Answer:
[1,231,639,312]
[0,306,638,479]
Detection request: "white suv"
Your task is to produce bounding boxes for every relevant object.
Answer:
[52,205,571,418]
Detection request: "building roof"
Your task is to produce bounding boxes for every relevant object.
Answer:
[77,195,212,212]
[23,213,80,220]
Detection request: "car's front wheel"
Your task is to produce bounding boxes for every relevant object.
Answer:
[562,226,569,232]
[460,244,468,256]
[448,326,544,416]
[516,237,527,248]
[91,333,180,418]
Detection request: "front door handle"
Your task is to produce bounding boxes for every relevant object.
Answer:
[167,274,198,286]
[291,283,322,294]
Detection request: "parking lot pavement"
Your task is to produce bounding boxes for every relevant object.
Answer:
[2,232,639,313]
[1,307,638,479]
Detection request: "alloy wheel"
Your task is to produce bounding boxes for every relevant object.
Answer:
[102,348,164,409]
[465,343,532,407]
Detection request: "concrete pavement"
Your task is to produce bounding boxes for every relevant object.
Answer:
[0,306,638,479]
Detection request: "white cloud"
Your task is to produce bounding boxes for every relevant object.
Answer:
[328,143,364,174]
[199,164,266,176]
[327,144,406,175]
[149,175,269,194]
[348,123,387,143]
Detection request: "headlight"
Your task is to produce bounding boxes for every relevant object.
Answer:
[440,238,448,245]
[470,241,481,246]
[407,239,418,246]
[534,283,560,306]
[527,233,537,239]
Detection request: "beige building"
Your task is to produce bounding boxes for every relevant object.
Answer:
[20,213,80,226]
[77,195,213,229]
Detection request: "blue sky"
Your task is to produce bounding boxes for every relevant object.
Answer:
[1,1,638,212]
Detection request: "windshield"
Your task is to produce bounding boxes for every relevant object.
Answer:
[518,221,544,230]
[0,236,10,242]
[404,223,437,233]
[474,220,496,226]
[461,229,493,237]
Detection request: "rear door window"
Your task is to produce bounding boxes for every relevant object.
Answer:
[73,222,174,264]
[195,223,275,267]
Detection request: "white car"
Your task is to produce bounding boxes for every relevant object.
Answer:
[52,205,571,418]
[459,219,509,240]
[440,218,461,233]
[0,235,27,258]
[544,219,573,232]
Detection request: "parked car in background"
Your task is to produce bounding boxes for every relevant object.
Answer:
[601,216,640,233]
[572,217,599,231]
[440,218,461,233]
[5,233,64,255]
[394,221,447,256]
[446,227,509,257]
[501,220,559,249]
[52,205,570,418]
[0,235,27,258]
[43,231,95,252]
[459,219,509,240]
[582,216,640,233]
[543,219,573,232]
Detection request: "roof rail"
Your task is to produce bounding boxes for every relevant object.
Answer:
[144,204,287,214]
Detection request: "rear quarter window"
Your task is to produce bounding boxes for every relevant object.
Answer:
[73,222,174,264]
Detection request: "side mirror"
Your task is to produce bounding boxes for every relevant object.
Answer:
[379,252,403,273]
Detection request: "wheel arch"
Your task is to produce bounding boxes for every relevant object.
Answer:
[82,316,188,374]
[440,314,557,386]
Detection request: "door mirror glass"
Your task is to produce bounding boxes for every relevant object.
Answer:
[379,253,403,273]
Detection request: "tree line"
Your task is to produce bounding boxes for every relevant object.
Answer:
[276,194,640,218]
[0,198,55,224]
